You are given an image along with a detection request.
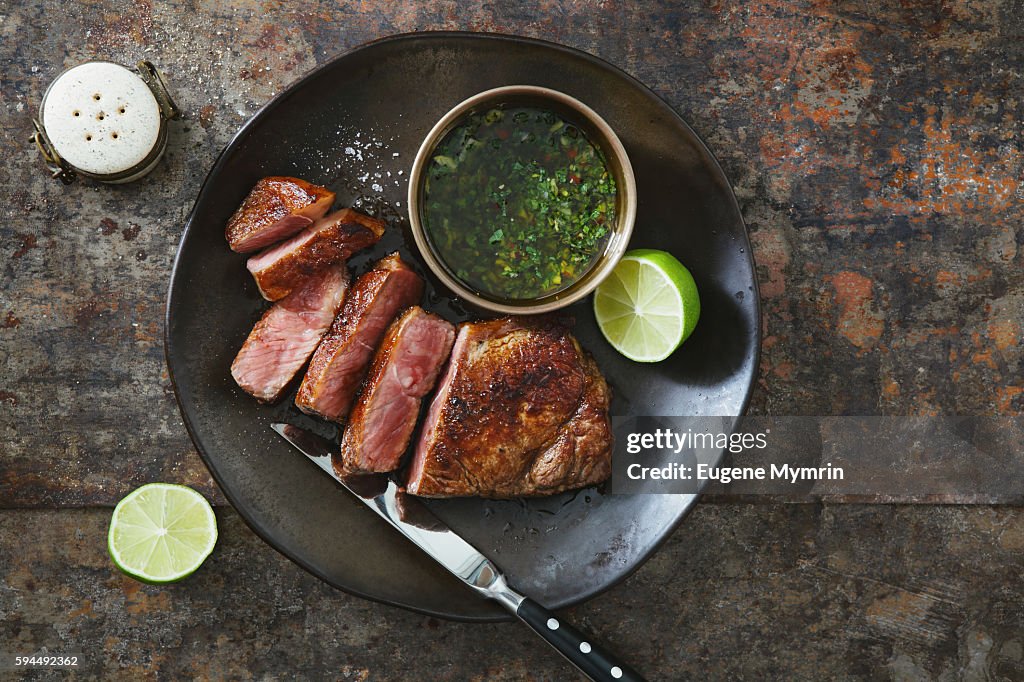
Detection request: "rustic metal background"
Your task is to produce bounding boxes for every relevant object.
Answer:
[1,0,1021,679]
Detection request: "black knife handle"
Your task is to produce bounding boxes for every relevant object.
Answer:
[516,598,646,681]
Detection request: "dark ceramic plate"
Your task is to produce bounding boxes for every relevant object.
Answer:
[166,32,760,621]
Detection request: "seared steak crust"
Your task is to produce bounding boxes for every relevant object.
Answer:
[338,307,455,474]
[247,208,384,301]
[230,264,348,403]
[226,176,335,253]
[406,316,612,498]
[295,253,424,423]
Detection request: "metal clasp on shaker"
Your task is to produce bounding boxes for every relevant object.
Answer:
[136,60,181,121]
[30,118,77,185]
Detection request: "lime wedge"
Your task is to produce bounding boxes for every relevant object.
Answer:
[593,248,700,362]
[108,483,217,583]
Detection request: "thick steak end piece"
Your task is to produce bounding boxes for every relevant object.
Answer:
[406,316,613,498]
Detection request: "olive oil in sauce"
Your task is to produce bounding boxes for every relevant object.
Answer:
[422,106,617,301]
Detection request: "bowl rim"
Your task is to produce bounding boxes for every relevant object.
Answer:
[408,84,637,314]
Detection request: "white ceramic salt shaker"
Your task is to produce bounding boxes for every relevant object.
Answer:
[31,60,180,184]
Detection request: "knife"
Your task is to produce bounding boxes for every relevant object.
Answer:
[272,423,645,682]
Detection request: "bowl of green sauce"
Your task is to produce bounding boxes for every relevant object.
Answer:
[409,85,636,314]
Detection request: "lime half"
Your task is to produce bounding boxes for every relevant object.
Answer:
[108,483,218,583]
[594,248,700,362]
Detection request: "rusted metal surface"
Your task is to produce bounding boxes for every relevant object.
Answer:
[1,2,1021,507]
[0,2,1021,676]
[1,505,1022,679]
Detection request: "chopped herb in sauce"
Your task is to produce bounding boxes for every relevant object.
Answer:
[422,106,617,300]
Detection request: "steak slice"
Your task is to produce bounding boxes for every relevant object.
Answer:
[406,316,612,498]
[230,265,348,402]
[295,253,424,423]
[226,176,335,253]
[246,208,385,301]
[338,307,455,474]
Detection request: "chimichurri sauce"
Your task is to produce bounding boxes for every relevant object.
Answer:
[422,106,617,300]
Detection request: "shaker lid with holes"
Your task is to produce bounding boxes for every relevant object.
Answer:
[31,60,180,185]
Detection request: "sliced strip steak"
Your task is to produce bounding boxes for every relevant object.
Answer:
[295,253,423,423]
[337,307,455,474]
[230,265,348,402]
[246,208,384,301]
[406,316,613,498]
[226,176,334,253]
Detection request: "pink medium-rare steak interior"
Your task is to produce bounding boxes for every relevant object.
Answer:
[337,307,455,474]
[295,253,424,423]
[230,264,349,402]
[225,176,335,253]
[246,208,385,301]
[405,325,467,490]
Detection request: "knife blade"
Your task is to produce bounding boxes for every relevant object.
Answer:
[271,423,644,682]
